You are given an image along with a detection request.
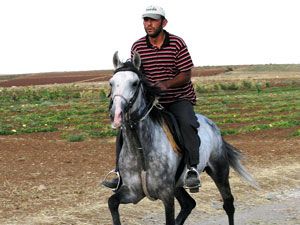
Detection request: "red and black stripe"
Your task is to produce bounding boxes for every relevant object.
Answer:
[131,30,196,104]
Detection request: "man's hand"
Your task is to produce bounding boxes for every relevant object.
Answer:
[153,80,169,92]
[150,70,192,93]
[155,70,192,91]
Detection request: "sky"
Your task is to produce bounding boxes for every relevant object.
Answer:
[0,0,299,75]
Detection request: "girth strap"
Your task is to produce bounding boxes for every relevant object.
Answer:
[130,127,156,201]
[130,128,147,171]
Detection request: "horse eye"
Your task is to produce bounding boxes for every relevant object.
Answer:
[132,81,138,87]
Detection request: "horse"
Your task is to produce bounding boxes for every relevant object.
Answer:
[106,51,257,225]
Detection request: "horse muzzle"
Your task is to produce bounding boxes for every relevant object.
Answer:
[110,96,126,129]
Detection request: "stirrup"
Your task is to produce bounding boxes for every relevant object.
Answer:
[102,170,121,192]
[183,167,201,191]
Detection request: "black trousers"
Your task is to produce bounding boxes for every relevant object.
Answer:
[115,100,200,169]
[162,100,200,166]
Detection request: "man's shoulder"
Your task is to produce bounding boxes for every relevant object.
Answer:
[131,36,147,51]
[132,36,146,46]
[168,33,186,47]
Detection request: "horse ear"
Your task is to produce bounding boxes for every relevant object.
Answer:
[132,52,141,70]
[113,51,123,69]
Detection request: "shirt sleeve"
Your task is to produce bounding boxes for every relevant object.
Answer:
[130,42,138,60]
[175,42,194,72]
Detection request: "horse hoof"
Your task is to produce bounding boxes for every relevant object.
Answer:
[189,187,199,193]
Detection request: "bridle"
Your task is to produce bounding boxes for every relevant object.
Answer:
[111,81,142,115]
[110,63,159,128]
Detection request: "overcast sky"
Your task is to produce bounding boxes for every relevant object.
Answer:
[0,0,299,74]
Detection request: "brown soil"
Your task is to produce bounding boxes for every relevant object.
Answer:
[0,126,299,224]
[0,67,232,87]
[0,71,112,87]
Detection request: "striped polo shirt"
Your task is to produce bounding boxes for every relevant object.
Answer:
[131,30,196,105]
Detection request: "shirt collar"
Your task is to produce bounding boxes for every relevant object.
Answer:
[146,30,170,49]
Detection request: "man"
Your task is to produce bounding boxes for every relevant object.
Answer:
[102,5,201,191]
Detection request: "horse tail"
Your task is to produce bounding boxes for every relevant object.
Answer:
[223,138,259,189]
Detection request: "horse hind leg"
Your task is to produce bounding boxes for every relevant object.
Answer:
[206,160,235,225]
[174,187,196,225]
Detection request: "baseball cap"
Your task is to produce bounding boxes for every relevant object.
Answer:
[142,5,165,20]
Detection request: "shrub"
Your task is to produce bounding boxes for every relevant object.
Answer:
[292,129,300,137]
[219,83,228,90]
[99,89,108,101]
[227,83,240,91]
[67,133,85,142]
[213,84,221,91]
[255,82,263,93]
[242,80,253,89]
[195,84,208,93]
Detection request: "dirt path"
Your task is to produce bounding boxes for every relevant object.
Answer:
[199,189,300,225]
[138,189,300,225]
[0,127,299,224]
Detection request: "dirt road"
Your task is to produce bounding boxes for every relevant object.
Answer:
[0,127,299,224]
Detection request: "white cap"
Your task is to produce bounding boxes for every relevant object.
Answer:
[142,5,165,20]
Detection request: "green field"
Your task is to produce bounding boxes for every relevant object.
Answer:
[0,80,299,141]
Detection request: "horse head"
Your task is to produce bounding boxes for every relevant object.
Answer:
[109,51,144,129]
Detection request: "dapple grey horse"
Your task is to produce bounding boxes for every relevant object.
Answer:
[107,51,257,225]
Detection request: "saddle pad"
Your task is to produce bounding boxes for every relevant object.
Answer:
[160,110,185,155]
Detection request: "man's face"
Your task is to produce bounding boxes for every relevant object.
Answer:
[143,17,166,38]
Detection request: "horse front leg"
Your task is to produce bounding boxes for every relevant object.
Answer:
[174,187,196,225]
[162,196,175,225]
[108,193,121,225]
[108,186,142,225]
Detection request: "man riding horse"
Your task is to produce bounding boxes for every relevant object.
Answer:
[102,5,201,192]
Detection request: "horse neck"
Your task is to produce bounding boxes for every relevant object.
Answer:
[122,104,180,174]
[122,88,167,156]
[123,102,161,154]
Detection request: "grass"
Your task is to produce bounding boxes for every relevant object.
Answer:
[66,133,86,142]
[0,85,111,139]
[0,80,299,141]
[292,129,300,137]
[195,84,299,135]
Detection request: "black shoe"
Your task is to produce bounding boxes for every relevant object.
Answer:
[102,178,119,189]
[184,167,201,192]
[101,170,121,191]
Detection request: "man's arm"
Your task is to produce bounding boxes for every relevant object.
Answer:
[154,70,191,91]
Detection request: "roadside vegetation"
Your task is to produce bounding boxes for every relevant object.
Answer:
[0,79,299,141]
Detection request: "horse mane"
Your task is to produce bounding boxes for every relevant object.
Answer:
[142,77,183,154]
[114,61,141,76]
[139,74,164,124]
